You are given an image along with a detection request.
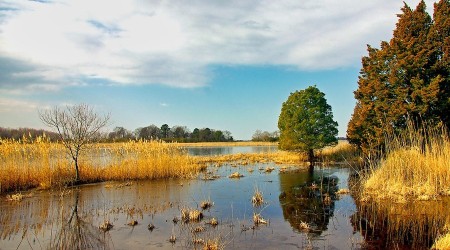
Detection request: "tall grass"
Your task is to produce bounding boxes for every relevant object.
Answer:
[0,138,202,193]
[317,140,360,163]
[362,122,450,201]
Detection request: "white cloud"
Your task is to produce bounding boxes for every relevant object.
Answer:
[0,0,435,92]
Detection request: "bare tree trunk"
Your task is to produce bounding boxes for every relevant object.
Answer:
[74,158,80,184]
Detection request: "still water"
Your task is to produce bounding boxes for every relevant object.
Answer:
[1,146,366,249]
[185,145,278,156]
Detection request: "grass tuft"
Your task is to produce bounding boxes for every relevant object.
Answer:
[362,122,450,201]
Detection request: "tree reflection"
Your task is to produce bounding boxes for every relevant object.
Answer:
[279,170,339,235]
[50,190,109,249]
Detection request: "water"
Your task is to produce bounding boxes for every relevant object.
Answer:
[185,145,278,156]
[2,146,415,249]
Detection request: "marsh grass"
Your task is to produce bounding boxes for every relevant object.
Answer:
[362,122,450,201]
[433,233,450,250]
[317,140,360,163]
[193,141,359,167]
[0,138,202,193]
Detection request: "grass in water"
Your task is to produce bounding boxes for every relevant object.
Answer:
[362,122,450,201]
[0,137,202,193]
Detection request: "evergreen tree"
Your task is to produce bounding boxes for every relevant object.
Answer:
[278,86,338,171]
[347,0,450,154]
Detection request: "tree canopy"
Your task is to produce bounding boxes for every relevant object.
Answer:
[278,86,338,169]
[347,0,450,154]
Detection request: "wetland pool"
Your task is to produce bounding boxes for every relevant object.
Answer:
[1,146,443,249]
[0,163,363,249]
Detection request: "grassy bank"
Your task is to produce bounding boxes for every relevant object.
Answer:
[362,123,450,202]
[0,138,202,194]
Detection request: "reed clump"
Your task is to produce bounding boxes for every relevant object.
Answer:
[362,122,450,201]
[0,138,202,193]
[433,233,450,250]
[317,140,360,163]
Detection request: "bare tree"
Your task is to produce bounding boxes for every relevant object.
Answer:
[39,104,110,183]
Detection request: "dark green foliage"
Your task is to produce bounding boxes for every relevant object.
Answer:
[278,86,338,167]
[347,0,450,154]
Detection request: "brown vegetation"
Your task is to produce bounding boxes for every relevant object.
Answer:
[0,138,202,193]
[362,123,450,202]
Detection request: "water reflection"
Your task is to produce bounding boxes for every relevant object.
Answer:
[1,164,364,249]
[186,146,278,156]
[50,191,108,249]
[279,171,339,235]
[352,197,450,249]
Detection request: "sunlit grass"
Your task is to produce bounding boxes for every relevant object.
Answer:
[433,233,450,250]
[0,138,202,193]
[317,140,360,163]
[362,123,450,201]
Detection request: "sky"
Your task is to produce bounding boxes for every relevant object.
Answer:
[0,0,437,140]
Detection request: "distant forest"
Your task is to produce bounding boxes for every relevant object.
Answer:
[0,124,234,143]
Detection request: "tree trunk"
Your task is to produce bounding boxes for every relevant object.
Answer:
[308,149,315,172]
[74,158,80,184]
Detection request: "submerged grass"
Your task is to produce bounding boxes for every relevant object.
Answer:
[0,138,202,193]
[362,123,450,201]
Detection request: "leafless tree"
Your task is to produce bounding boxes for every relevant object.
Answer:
[39,104,110,183]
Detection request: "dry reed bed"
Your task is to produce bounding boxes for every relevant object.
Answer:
[362,124,450,202]
[0,138,202,193]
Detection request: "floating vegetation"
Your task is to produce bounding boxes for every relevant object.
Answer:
[169,234,176,243]
[253,213,267,225]
[147,223,155,231]
[203,238,223,250]
[336,188,350,195]
[251,188,264,207]
[5,193,32,202]
[127,220,138,226]
[99,221,114,232]
[192,226,205,233]
[207,218,218,227]
[264,167,275,173]
[228,172,244,179]
[181,208,203,222]
[192,238,205,245]
[200,200,214,210]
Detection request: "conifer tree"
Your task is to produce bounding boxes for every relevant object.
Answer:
[347,0,450,154]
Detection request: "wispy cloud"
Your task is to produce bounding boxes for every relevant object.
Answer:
[159,103,169,107]
[0,0,433,93]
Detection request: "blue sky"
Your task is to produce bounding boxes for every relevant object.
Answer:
[0,0,435,140]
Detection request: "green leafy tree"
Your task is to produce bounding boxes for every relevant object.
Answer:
[347,0,450,154]
[278,86,338,170]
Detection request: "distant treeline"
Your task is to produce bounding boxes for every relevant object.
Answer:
[111,124,234,142]
[0,127,60,141]
[0,125,234,143]
[251,130,279,142]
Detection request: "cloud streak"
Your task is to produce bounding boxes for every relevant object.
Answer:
[0,0,433,92]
